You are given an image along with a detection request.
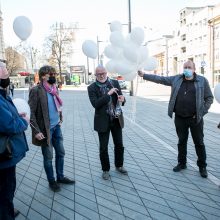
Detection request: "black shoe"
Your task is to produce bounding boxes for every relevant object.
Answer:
[116,167,128,175]
[199,167,208,178]
[57,177,75,184]
[49,181,61,192]
[14,208,20,218]
[173,163,187,172]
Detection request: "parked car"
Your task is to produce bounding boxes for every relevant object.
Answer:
[118,80,127,89]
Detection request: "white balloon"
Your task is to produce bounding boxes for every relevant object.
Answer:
[143,57,158,71]
[214,83,220,103]
[110,20,122,32]
[138,46,149,64]
[13,16,32,41]
[115,59,136,76]
[82,40,98,59]
[123,43,139,63]
[13,98,30,118]
[104,45,121,59]
[109,31,125,48]
[105,60,116,73]
[130,27,145,46]
[123,71,137,81]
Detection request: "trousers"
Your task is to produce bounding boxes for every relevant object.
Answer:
[175,115,207,168]
[0,166,16,220]
[41,124,65,182]
[98,119,124,171]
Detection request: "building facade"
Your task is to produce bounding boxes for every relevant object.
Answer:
[148,3,220,88]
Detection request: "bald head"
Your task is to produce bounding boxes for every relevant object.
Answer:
[95,65,106,74]
[95,65,107,83]
[183,60,196,72]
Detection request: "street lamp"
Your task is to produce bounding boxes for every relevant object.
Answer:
[128,0,134,96]
[162,34,173,76]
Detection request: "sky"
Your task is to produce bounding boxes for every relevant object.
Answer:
[1,0,220,65]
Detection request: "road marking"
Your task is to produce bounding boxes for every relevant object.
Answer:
[125,115,220,186]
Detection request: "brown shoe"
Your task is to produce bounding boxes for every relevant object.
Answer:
[14,208,20,218]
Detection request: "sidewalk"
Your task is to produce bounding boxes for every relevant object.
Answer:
[13,88,220,220]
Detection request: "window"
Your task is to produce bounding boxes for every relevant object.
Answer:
[181,34,186,41]
[181,47,186,53]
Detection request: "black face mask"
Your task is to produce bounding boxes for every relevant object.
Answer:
[47,76,56,84]
[0,77,10,88]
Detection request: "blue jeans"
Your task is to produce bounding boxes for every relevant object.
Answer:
[0,166,16,220]
[41,124,65,182]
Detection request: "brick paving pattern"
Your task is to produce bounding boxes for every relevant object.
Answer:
[13,86,220,220]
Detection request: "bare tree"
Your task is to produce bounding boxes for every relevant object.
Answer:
[44,22,75,78]
[5,47,25,75]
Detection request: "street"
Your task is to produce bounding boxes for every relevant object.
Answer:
[13,84,220,220]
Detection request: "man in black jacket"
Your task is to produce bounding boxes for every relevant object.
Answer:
[88,65,127,180]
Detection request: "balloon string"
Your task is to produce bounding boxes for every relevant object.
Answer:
[30,122,40,133]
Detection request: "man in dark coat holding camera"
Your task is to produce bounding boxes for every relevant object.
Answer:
[88,65,127,180]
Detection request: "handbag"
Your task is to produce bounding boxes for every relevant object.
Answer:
[0,135,13,162]
[114,100,122,118]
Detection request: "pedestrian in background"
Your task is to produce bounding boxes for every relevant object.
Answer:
[28,65,74,192]
[138,60,213,178]
[9,82,14,97]
[87,65,127,180]
[0,62,29,220]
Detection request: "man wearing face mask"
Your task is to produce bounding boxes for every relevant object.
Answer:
[28,65,74,192]
[138,60,213,178]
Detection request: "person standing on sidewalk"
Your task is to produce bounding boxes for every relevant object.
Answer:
[138,60,213,178]
[0,61,29,220]
[87,65,127,180]
[28,65,74,192]
[9,82,15,97]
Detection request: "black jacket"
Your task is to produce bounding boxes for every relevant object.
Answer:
[87,79,125,132]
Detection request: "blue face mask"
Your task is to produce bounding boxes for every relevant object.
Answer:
[183,69,193,78]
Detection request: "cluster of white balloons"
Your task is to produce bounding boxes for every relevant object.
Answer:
[13,16,32,41]
[82,20,157,81]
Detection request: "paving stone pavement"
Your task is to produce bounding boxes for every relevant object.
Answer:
[12,86,220,220]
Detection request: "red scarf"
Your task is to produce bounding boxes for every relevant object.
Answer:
[43,81,63,112]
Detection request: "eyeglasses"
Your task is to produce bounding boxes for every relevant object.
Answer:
[96,72,107,77]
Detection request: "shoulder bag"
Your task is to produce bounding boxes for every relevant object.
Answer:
[0,135,12,162]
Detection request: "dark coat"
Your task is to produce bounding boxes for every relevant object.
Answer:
[28,83,62,146]
[87,79,125,132]
[0,89,29,169]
